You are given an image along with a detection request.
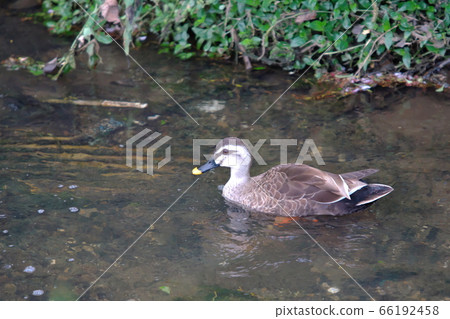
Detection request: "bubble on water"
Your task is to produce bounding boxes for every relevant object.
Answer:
[67,258,75,262]
[37,209,45,214]
[0,214,6,219]
[68,185,78,189]
[32,289,44,296]
[69,207,79,213]
[23,265,36,273]
[2,229,8,234]
[2,264,12,270]
[8,244,14,247]
[58,184,64,188]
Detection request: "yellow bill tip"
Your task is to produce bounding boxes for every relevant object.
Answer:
[192,167,202,175]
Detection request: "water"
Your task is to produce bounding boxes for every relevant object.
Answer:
[0,11,449,301]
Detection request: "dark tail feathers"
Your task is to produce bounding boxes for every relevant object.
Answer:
[352,183,394,206]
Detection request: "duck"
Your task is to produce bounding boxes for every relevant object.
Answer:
[192,137,393,217]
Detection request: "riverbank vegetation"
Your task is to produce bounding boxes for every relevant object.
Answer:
[7,1,450,89]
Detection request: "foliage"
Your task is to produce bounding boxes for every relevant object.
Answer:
[1,56,44,75]
[38,0,449,77]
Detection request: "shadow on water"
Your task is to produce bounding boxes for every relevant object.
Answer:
[0,10,449,301]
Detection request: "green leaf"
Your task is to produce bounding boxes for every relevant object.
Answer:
[158,47,170,54]
[88,54,100,69]
[86,42,94,57]
[123,20,133,56]
[124,0,134,8]
[303,56,314,65]
[177,52,195,60]
[237,0,245,15]
[82,26,93,38]
[262,0,274,9]
[342,16,351,29]
[382,14,391,32]
[194,15,206,27]
[334,37,348,51]
[159,286,171,294]
[356,33,367,42]
[94,32,113,45]
[398,1,418,12]
[384,31,393,50]
[404,31,411,40]
[174,43,191,54]
[304,0,317,11]
[402,48,411,69]
[28,68,44,76]
[245,0,259,7]
[290,36,305,48]
[309,20,325,32]
[435,86,444,92]
[376,44,386,55]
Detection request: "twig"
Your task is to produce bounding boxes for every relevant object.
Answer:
[257,11,316,60]
[231,28,252,70]
[44,99,148,108]
[355,25,399,77]
[423,58,450,78]
[323,44,364,55]
[246,9,255,36]
[223,0,231,38]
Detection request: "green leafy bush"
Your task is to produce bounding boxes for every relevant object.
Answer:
[39,0,449,76]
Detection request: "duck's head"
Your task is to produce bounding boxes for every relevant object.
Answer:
[192,137,252,175]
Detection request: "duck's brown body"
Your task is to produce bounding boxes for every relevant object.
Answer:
[223,164,392,216]
[195,137,393,217]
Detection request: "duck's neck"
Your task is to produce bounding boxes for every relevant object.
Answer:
[225,164,251,190]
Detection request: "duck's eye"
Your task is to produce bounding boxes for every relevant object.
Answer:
[223,149,229,155]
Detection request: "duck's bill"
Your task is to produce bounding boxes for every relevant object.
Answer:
[192,159,219,175]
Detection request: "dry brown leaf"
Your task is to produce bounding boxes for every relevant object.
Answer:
[352,24,364,35]
[295,10,317,24]
[100,0,120,24]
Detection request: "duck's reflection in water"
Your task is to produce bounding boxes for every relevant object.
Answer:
[203,204,378,284]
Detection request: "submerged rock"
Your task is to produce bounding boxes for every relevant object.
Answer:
[23,265,35,273]
[195,100,226,113]
[32,289,44,296]
[327,287,340,294]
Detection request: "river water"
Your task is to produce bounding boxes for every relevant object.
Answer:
[0,10,449,301]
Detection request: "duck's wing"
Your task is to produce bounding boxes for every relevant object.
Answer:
[254,164,367,204]
[340,168,378,180]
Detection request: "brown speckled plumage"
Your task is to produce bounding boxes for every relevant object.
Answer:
[198,137,393,217]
